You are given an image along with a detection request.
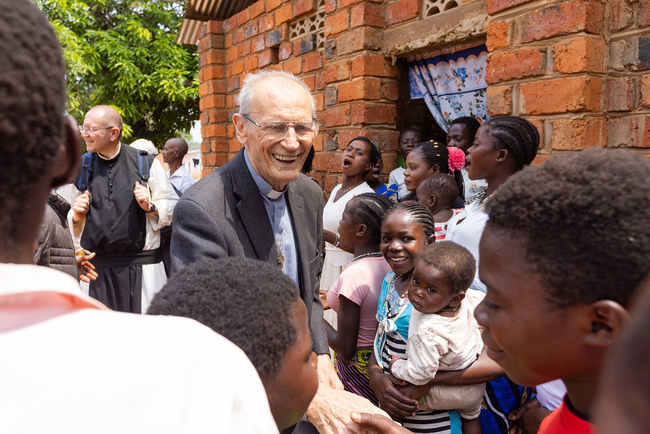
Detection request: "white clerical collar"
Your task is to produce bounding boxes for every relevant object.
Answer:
[243,150,287,200]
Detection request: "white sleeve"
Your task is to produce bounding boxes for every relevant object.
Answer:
[146,159,179,232]
[58,183,85,252]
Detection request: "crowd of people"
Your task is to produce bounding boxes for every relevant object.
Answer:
[3,1,650,434]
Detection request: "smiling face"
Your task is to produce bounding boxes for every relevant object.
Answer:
[341,140,373,177]
[81,108,121,157]
[474,225,587,387]
[380,210,430,279]
[404,148,436,192]
[465,126,502,181]
[446,123,474,155]
[408,262,460,314]
[398,131,421,158]
[234,77,314,191]
[263,300,318,430]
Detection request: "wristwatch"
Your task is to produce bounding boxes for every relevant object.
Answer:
[148,203,157,213]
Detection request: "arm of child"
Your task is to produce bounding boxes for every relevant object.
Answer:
[324,295,361,361]
[368,351,419,419]
[389,333,446,386]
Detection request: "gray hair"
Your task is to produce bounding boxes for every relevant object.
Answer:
[238,71,317,119]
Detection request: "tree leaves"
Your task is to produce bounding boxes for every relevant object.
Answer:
[37,0,199,146]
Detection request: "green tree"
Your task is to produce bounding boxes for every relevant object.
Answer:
[37,0,199,146]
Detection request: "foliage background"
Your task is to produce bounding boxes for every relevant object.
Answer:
[37,0,199,146]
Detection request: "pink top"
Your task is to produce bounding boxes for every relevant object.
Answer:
[327,256,391,347]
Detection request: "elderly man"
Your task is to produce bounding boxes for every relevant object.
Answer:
[162,137,195,195]
[172,71,385,432]
[60,105,178,314]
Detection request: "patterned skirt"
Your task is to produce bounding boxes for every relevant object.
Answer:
[334,346,379,406]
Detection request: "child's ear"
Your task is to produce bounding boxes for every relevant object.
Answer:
[426,193,437,209]
[356,223,367,238]
[425,234,436,245]
[583,300,630,348]
[495,148,509,163]
[449,291,465,308]
[430,164,440,175]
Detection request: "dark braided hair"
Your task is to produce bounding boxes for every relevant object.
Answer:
[0,0,66,248]
[485,148,650,308]
[450,117,481,139]
[481,116,539,171]
[418,174,459,208]
[348,193,394,243]
[411,140,464,199]
[383,201,436,239]
[418,241,475,294]
[348,136,380,166]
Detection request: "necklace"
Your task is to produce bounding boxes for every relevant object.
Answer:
[274,231,284,268]
[350,252,382,263]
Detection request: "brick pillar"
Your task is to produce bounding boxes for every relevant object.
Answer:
[321,0,399,193]
[198,21,228,176]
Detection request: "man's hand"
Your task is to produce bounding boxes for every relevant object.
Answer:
[72,190,90,224]
[342,412,410,434]
[134,181,152,212]
[76,251,97,283]
[317,353,344,390]
[306,383,390,434]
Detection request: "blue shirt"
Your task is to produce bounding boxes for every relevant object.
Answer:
[244,151,299,287]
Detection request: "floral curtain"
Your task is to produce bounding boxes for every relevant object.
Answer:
[408,44,489,133]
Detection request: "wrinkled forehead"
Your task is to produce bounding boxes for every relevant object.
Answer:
[248,78,312,117]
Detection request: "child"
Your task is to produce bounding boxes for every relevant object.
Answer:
[389,128,422,201]
[324,193,394,404]
[403,140,465,205]
[369,202,461,432]
[416,174,463,241]
[366,154,399,203]
[475,148,650,433]
[446,117,486,202]
[148,257,319,431]
[389,242,484,434]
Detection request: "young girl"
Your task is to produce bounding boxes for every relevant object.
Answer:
[369,201,459,432]
[389,241,484,434]
[403,140,465,204]
[324,193,394,404]
[416,174,463,241]
[389,128,422,201]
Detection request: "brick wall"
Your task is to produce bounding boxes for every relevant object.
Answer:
[485,0,650,160]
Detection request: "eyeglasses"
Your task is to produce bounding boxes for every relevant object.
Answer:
[242,114,319,140]
[79,126,115,134]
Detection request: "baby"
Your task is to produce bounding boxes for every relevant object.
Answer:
[416,173,463,241]
[389,241,484,434]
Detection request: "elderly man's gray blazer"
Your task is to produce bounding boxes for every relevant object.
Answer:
[170,149,328,354]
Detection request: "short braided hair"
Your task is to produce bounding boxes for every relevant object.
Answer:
[485,148,650,308]
[419,174,459,208]
[348,193,394,243]
[383,201,436,239]
[0,0,66,248]
[418,241,476,294]
[148,257,301,378]
[482,116,539,170]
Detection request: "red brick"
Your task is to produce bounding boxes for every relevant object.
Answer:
[303,52,323,72]
[551,118,606,150]
[252,36,266,53]
[203,153,216,167]
[607,78,634,112]
[275,4,293,25]
[302,75,316,91]
[226,46,238,63]
[487,0,531,15]
[338,78,381,102]
[325,104,351,127]
[521,0,604,43]
[232,59,245,76]
[203,123,228,138]
[284,56,303,74]
[236,8,251,26]
[244,22,259,39]
[200,34,224,51]
[323,175,339,195]
[250,0,265,18]
[486,48,544,83]
[199,82,209,97]
[531,155,550,166]
[324,10,349,37]
[341,0,382,7]
[201,140,210,153]
[267,0,282,11]
[610,0,634,32]
[209,139,230,153]
[553,36,607,74]
[279,42,293,60]
[351,3,384,28]
[642,74,650,108]
[325,0,337,13]
[337,28,381,55]
[380,80,398,101]
[486,21,509,52]
[238,41,252,57]
[641,0,650,27]
[232,28,245,45]
[205,50,225,65]
[351,103,397,124]
[313,92,325,111]
[527,118,545,149]
[316,72,326,90]
[520,77,602,115]
[386,0,420,26]
[351,54,397,77]
[259,15,275,32]
[486,85,512,116]
[324,60,351,83]
[259,48,279,67]
[608,116,650,148]
[206,20,224,35]
[225,15,238,32]
[294,0,316,17]
[227,77,240,92]
[202,65,225,80]
[208,110,229,124]
[224,33,232,48]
